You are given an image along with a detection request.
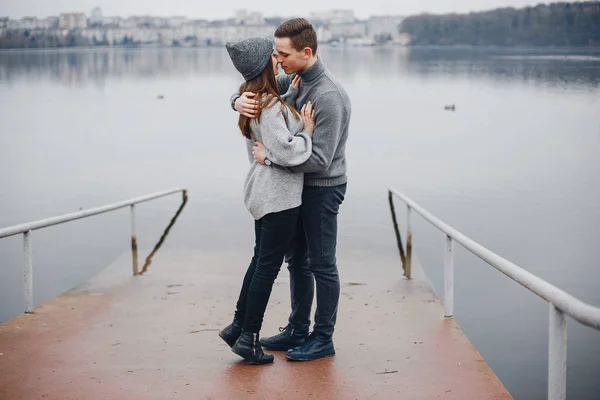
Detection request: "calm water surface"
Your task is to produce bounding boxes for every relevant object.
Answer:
[1,46,599,399]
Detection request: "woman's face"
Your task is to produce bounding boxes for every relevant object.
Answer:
[271,52,279,76]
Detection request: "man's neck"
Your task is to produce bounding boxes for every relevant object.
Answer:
[301,56,318,72]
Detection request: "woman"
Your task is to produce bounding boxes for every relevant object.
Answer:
[219,36,315,364]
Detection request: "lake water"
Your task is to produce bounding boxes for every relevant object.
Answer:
[1,46,599,399]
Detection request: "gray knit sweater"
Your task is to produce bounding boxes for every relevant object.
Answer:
[243,88,313,220]
[231,58,350,188]
[272,58,351,187]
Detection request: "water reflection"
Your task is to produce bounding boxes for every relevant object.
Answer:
[0,45,599,400]
[0,48,234,86]
[1,47,599,90]
[403,47,600,90]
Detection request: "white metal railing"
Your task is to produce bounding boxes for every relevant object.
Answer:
[0,188,187,314]
[388,188,600,400]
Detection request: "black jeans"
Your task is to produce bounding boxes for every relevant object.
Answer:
[234,206,300,333]
[286,183,347,340]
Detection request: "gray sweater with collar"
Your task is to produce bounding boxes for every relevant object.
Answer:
[231,58,351,188]
[272,58,351,187]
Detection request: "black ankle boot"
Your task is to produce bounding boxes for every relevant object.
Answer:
[232,331,274,365]
[259,324,309,351]
[218,319,242,348]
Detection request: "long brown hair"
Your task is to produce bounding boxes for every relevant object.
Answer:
[238,54,300,139]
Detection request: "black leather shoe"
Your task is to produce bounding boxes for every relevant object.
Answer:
[218,319,242,348]
[232,331,274,365]
[285,332,335,361]
[259,324,309,351]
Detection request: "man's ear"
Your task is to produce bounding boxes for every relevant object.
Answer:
[303,47,312,59]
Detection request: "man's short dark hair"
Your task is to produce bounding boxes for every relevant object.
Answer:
[274,18,318,55]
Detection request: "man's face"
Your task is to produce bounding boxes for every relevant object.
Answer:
[275,37,309,74]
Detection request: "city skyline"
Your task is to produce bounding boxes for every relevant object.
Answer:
[3,0,542,20]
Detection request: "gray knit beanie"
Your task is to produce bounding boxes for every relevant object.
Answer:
[226,36,274,81]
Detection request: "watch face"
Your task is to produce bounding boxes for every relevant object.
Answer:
[265,159,272,166]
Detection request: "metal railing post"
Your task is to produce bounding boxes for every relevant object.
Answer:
[549,304,567,400]
[444,235,454,317]
[387,187,600,400]
[130,204,139,276]
[405,205,413,279]
[0,188,187,316]
[23,230,33,313]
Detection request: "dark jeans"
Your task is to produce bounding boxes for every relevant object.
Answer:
[286,183,347,340]
[234,206,300,333]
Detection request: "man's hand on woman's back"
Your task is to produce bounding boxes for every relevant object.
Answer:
[235,92,259,118]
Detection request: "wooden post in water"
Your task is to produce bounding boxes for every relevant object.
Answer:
[388,191,406,272]
[405,205,412,279]
[130,204,139,276]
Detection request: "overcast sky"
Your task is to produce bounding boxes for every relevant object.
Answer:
[2,0,544,19]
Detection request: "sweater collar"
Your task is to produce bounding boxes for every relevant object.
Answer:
[297,57,325,83]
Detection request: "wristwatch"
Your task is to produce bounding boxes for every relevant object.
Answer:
[231,95,240,111]
[264,158,272,166]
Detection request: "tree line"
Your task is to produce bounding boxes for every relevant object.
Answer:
[400,2,600,46]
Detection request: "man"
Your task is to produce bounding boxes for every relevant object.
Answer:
[231,18,351,361]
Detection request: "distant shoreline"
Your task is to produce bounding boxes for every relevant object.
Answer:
[2,44,600,54]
